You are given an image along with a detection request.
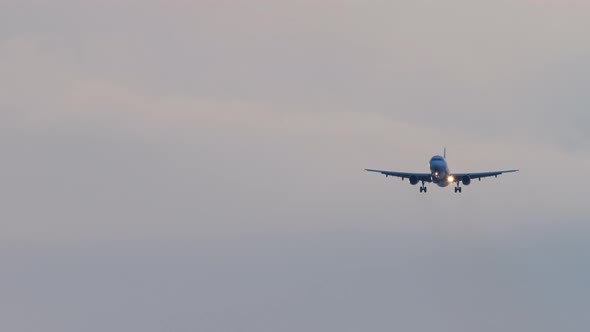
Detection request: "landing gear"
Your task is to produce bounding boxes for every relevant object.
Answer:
[420,181,427,193]
[454,184,462,193]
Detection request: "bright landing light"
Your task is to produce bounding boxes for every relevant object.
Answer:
[447,175,455,183]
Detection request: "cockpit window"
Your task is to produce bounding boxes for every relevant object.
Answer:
[430,155,444,161]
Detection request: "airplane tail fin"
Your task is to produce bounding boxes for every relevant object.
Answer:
[444,148,446,159]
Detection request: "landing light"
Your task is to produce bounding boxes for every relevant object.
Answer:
[447,175,455,183]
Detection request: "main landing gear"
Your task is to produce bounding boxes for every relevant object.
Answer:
[454,183,462,193]
[419,181,427,193]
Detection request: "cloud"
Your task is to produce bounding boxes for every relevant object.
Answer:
[2,1,590,331]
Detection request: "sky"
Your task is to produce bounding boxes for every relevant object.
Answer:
[1,1,590,331]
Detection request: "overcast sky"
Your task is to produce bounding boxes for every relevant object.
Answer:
[1,1,590,331]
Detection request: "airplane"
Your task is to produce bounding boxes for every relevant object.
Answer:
[365,149,518,193]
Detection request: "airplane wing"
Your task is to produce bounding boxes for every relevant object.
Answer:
[365,169,432,182]
[452,170,519,182]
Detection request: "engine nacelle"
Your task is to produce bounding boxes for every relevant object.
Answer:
[462,176,471,186]
[409,175,419,185]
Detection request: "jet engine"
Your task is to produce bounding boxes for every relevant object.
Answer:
[462,176,471,186]
[409,175,419,185]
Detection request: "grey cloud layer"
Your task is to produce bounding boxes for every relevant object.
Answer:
[1,1,590,331]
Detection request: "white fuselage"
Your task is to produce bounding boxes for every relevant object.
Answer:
[429,155,451,187]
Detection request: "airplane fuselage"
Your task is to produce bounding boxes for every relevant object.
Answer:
[429,155,451,187]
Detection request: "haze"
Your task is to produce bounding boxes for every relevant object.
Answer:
[1,1,589,331]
